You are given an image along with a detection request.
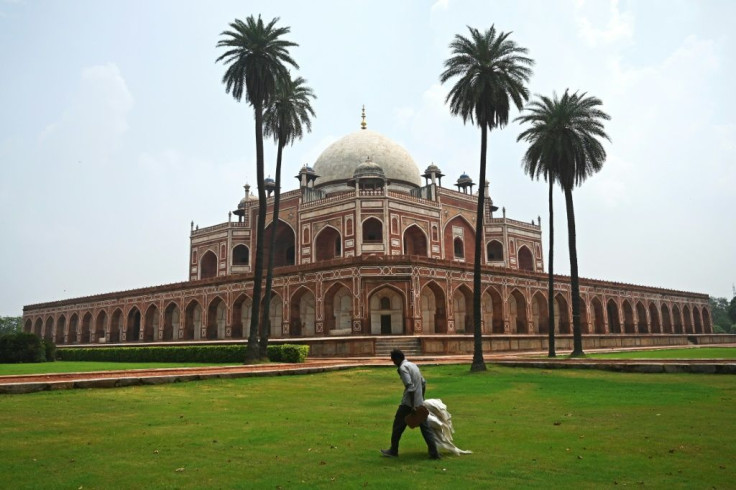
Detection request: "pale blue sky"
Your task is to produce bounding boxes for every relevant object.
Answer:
[1,0,734,316]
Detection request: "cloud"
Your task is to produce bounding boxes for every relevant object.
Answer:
[430,0,449,14]
[39,63,133,165]
[575,0,634,47]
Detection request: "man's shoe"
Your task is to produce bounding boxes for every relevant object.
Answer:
[381,449,398,458]
[429,454,442,460]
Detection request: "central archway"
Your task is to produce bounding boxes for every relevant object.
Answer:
[290,287,316,337]
[369,287,405,335]
[403,225,428,256]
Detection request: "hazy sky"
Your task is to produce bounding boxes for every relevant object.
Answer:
[1,0,735,316]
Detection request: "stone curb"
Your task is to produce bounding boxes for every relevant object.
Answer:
[2,360,735,395]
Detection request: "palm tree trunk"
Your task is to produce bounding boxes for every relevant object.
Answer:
[547,177,556,357]
[564,187,584,357]
[260,141,284,358]
[471,125,488,372]
[246,102,266,363]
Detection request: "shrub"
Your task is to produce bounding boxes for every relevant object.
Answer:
[0,332,46,363]
[43,339,57,362]
[58,344,248,363]
[267,344,309,363]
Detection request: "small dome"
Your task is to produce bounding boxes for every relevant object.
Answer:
[264,176,276,189]
[457,173,473,185]
[353,158,386,180]
[237,197,246,209]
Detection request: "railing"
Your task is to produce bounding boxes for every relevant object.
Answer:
[486,217,540,230]
[191,221,248,237]
[301,190,353,209]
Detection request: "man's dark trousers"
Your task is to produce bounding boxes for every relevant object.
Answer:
[390,404,439,457]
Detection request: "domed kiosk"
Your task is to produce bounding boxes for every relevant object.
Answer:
[312,129,421,194]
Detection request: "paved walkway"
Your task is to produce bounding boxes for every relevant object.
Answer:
[2,347,735,394]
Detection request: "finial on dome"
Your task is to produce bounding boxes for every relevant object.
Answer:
[361,105,367,130]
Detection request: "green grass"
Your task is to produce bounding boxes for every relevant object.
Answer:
[0,365,734,489]
[0,361,237,376]
[587,347,736,359]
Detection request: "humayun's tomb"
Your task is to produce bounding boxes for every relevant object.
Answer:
[22,115,719,356]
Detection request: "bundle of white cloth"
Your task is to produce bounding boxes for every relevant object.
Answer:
[423,398,472,455]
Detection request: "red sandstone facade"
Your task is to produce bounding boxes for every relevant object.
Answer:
[22,127,712,350]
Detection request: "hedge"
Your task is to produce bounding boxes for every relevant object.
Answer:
[0,332,48,363]
[266,344,310,363]
[58,344,309,363]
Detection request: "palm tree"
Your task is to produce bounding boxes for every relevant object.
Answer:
[516,91,610,357]
[516,95,562,357]
[440,26,533,372]
[216,15,298,362]
[260,75,316,357]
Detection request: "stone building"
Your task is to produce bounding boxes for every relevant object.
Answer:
[23,116,713,355]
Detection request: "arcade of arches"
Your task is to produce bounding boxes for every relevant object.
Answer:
[24,272,712,344]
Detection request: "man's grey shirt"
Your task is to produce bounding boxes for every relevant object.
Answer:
[397,359,426,408]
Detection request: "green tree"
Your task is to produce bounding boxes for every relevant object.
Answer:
[728,296,736,326]
[0,316,22,336]
[710,296,733,333]
[216,16,298,361]
[521,91,610,357]
[440,25,533,371]
[516,94,567,357]
[260,75,316,357]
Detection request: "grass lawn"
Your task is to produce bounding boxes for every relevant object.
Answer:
[1,365,734,489]
[587,347,736,359]
[0,361,238,376]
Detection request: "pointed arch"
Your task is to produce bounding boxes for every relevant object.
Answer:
[403,225,428,257]
[163,302,180,341]
[183,300,202,340]
[693,306,703,334]
[260,293,283,339]
[683,305,693,334]
[55,315,66,344]
[263,219,296,267]
[486,240,504,262]
[421,282,447,334]
[483,286,504,333]
[362,217,383,245]
[661,304,672,334]
[606,299,621,334]
[126,307,141,342]
[444,215,475,263]
[81,312,93,343]
[232,244,250,265]
[672,305,683,334]
[324,282,353,335]
[518,246,534,272]
[95,310,108,343]
[290,286,316,337]
[110,308,123,343]
[636,301,648,334]
[206,296,227,339]
[143,304,160,342]
[531,291,548,334]
[24,318,32,334]
[591,297,605,334]
[231,294,251,339]
[44,316,54,341]
[315,226,342,261]
[369,286,405,335]
[555,294,571,334]
[68,314,79,343]
[622,300,635,334]
[649,303,661,333]
[453,285,473,334]
[200,251,218,279]
[508,289,528,334]
[33,318,42,337]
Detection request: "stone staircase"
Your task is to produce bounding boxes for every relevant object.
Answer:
[375,337,422,357]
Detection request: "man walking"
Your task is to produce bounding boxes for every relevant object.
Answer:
[381,349,441,459]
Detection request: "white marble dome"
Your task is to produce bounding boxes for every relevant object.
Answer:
[312,129,421,193]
